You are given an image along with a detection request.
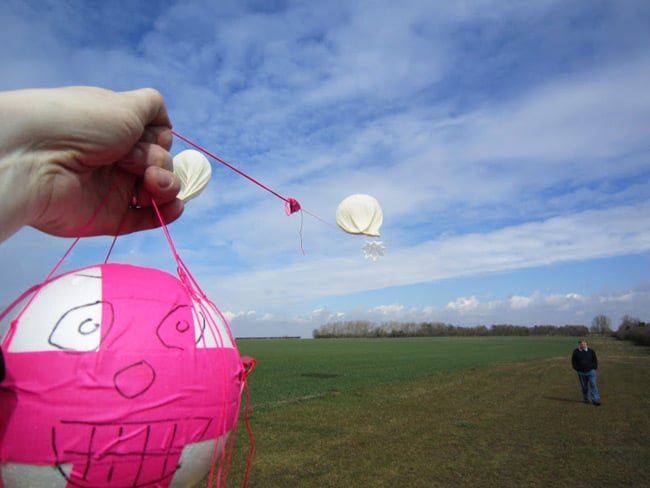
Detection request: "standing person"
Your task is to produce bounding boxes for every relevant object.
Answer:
[571,339,601,406]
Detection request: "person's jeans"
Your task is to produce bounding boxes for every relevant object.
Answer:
[577,369,600,402]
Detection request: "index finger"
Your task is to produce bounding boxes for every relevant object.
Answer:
[124,88,172,130]
[141,126,173,151]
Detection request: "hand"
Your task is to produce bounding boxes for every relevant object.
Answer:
[0,86,183,242]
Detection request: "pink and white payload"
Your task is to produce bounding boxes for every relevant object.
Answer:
[0,263,244,488]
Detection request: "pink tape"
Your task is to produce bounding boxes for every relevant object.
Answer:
[0,264,243,487]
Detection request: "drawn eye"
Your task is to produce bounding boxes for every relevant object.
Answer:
[156,305,194,350]
[48,301,113,351]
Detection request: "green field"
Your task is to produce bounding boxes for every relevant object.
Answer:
[205,336,650,488]
[237,336,577,408]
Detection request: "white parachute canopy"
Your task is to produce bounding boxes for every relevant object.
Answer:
[173,149,212,202]
[335,194,383,237]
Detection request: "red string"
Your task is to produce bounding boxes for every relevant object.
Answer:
[150,198,256,488]
[222,355,257,487]
[222,422,238,486]
[0,284,41,325]
[150,199,230,488]
[171,130,313,254]
[242,378,255,486]
[1,178,124,345]
[171,130,301,214]
[240,357,257,488]
[150,192,260,486]
[1,171,256,487]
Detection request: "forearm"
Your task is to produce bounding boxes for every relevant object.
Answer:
[0,90,44,242]
[0,154,35,242]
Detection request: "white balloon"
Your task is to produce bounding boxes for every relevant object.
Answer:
[335,194,383,237]
[173,149,212,202]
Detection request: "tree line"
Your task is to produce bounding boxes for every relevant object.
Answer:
[613,315,650,346]
[313,314,650,346]
[313,320,589,338]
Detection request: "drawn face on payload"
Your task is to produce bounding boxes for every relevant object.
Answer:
[0,264,242,488]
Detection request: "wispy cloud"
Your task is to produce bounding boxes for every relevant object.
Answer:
[206,201,650,310]
[1,0,649,337]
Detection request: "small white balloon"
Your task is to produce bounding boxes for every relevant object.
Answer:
[335,194,383,237]
[173,150,212,202]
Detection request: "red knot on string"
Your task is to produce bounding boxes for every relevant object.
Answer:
[171,130,302,215]
[285,198,301,215]
[171,130,306,255]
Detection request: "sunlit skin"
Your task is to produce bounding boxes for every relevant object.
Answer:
[0,86,184,243]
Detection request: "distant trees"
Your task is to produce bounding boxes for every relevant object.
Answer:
[311,320,377,338]
[311,314,649,346]
[615,315,650,346]
[313,321,589,339]
[590,314,612,335]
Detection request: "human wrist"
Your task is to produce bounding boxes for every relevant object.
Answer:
[0,151,40,242]
[0,89,46,155]
[0,89,62,241]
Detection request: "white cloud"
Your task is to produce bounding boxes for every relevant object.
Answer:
[371,304,405,316]
[509,295,533,310]
[200,201,650,312]
[222,310,257,322]
[225,284,650,337]
[1,1,649,339]
[599,292,635,304]
[446,296,480,313]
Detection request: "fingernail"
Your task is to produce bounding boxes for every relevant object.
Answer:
[157,172,173,190]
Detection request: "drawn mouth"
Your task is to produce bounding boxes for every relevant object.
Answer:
[52,417,213,488]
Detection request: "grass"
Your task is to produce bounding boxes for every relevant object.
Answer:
[203,336,650,488]
[236,336,576,408]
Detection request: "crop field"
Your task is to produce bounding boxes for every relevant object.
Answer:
[203,336,650,488]
[235,336,576,407]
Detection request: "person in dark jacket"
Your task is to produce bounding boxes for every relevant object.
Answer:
[571,339,601,406]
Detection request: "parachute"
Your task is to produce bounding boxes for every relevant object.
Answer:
[170,132,384,259]
[335,194,383,237]
[173,149,212,202]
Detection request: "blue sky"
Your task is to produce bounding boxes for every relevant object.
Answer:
[1,0,649,338]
